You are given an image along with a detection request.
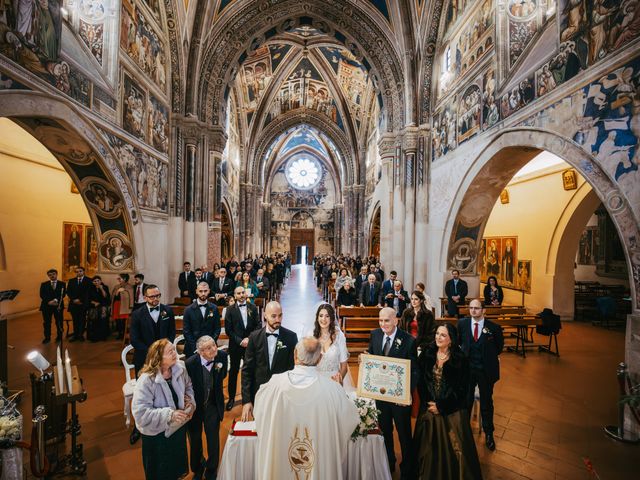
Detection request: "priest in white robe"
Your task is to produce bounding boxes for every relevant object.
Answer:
[254,337,359,480]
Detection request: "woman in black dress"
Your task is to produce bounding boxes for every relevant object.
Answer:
[88,276,111,341]
[483,276,504,306]
[414,323,482,479]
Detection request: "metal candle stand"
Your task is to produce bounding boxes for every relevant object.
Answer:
[603,362,640,444]
[30,367,88,476]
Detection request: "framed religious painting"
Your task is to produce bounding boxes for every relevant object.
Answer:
[62,222,85,280]
[84,225,99,276]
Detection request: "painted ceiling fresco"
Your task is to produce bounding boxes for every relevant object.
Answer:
[281,128,329,156]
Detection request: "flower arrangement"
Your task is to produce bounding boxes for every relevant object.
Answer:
[351,398,380,441]
[0,394,22,448]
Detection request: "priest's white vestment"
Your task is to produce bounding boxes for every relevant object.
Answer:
[254,365,359,480]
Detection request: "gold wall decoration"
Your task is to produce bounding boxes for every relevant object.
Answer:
[500,189,510,204]
[562,169,578,190]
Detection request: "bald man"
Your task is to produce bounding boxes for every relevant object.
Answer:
[241,301,298,421]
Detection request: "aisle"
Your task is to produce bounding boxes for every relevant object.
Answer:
[278,264,324,340]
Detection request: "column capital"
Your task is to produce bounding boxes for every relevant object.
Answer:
[401,126,420,153]
[173,114,228,149]
[377,132,399,159]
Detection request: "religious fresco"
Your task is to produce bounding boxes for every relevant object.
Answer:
[149,94,169,154]
[281,128,328,156]
[239,43,292,122]
[269,162,336,254]
[535,40,586,97]
[104,133,168,213]
[457,83,482,143]
[264,57,344,130]
[432,101,457,160]
[482,68,500,129]
[559,0,640,66]
[79,20,104,65]
[504,0,551,69]
[83,178,124,218]
[122,72,147,141]
[120,0,167,91]
[62,222,85,280]
[438,0,494,99]
[499,74,535,119]
[99,231,134,270]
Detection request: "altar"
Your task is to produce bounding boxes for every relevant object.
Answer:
[218,430,391,480]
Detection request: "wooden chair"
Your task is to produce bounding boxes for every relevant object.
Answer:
[121,344,136,427]
[173,334,186,359]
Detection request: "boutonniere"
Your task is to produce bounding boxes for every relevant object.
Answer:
[276,340,286,350]
[482,327,490,335]
[214,362,223,372]
[208,311,214,318]
[395,338,402,348]
[160,310,168,319]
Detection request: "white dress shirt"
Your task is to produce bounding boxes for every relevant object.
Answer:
[148,305,160,323]
[237,303,248,327]
[472,317,485,341]
[201,355,213,372]
[266,327,280,367]
[381,327,398,352]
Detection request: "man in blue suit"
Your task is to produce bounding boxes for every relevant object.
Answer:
[458,298,504,451]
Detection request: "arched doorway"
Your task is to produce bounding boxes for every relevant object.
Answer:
[369,205,381,257]
[220,202,234,261]
[0,92,139,315]
[443,129,638,315]
[290,211,315,264]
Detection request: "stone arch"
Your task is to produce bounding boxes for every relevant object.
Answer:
[368,203,381,257]
[250,109,356,186]
[194,1,405,132]
[0,91,139,273]
[443,128,639,312]
[220,199,235,259]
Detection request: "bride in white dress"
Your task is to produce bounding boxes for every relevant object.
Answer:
[308,303,355,394]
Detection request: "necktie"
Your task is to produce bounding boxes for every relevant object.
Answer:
[454,280,458,295]
[150,306,159,312]
[266,332,279,338]
[474,322,479,342]
[369,285,374,304]
[383,336,391,356]
[51,281,56,289]
[205,359,215,366]
[136,285,141,300]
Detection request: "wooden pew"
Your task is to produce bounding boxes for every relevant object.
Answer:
[343,317,379,358]
[337,306,382,329]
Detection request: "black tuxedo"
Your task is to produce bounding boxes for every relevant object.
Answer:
[201,270,213,285]
[190,276,205,300]
[225,303,261,402]
[129,304,176,372]
[383,289,409,317]
[186,351,227,479]
[66,276,92,339]
[368,328,418,478]
[211,276,234,305]
[457,317,504,435]
[445,278,468,316]
[360,282,382,306]
[241,326,297,404]
[39,279,66,340]
[354,274,368,294]
[183,302,221,359]
[178,271,194,297]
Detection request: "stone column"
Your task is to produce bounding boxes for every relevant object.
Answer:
[205,127,227,265]
[377,134,397,270]
[262,202,272,253]
[333,204,343,254]
[402,127,419,288]
[413,125,431,285]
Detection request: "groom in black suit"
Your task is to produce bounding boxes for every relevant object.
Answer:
[183,281,220,359]
[225,286,261,410]
[39,269,66,343]
[240,301,297,421]
[185,336,227,480]
[458,298,504,451]
[368,307,418,479]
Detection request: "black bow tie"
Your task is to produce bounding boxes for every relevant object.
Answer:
[205,359,215,366]
[266,332,279,338]
[149,307,159,312]
[198,304,207,308]
[238,303,247,308]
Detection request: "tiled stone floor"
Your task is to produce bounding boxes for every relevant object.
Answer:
[5,265,638,479]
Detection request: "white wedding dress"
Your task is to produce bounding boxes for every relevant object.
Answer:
[312,329,356,395]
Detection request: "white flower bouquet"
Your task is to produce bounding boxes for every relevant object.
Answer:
[350,397,380,441]
[0,394,22,447]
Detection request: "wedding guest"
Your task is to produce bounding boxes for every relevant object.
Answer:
[39,268,66,343]
[182,282,220,359]
[336,281,358,307]
[132,339,194,480]
[67,266,92,341]
[310,304,351,391]
[88,276,111,341]
[368,307,418,478]
[483,276,504,306]
[236,271,258,303]
[334,267,353,293]
[414,324,482,479]
[415,282,436,312]
[444,270,468,317]
[400,290,435,351]
[111,273,133,340]
[185,336,227,480]
[132,274,147,311]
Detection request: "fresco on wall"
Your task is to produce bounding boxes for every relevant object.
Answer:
[578,226,599,265]
[432,101,457,159]
[122,72,147,141]
[99,231,134,269]
[84,224,98,276]
[559,0,640,66]
[281,129,328,156]
[516,260,532,293]
[505,0,551,69]
[120,0,167,91]
[482,68,500,129]
[438,0,494,98]
[480,236,518,288]
[499,74,535,119]
[264,57,344,130]
[79,20,104,65]
[457,83,482,143]
[105,133,168,213]
[535,40,586,97]
[62,222,85,279]
[269,162,335,254]
[149,95,169,154]
[84,179,123,217]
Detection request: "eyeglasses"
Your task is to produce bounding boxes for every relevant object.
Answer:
[469,306,482,310]
[146,294,162,299]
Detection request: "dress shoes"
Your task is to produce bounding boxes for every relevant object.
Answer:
[42,338,50,344]
[129,428,141,445]
[225,400,234,411]
[485,433,496,451]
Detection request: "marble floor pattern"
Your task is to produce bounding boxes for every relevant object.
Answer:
[5,265,638,479]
